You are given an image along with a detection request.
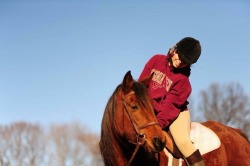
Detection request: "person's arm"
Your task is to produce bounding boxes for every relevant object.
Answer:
[156,78,191,129]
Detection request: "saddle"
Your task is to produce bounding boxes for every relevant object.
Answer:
[164,122,221,159]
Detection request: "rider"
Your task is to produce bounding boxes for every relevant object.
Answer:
[139,37,205,166]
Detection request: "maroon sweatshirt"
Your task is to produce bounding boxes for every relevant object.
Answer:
[139,54,191,129]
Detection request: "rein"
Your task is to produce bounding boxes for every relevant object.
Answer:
[122,91,160,166]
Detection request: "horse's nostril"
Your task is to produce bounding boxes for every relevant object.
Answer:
[153,137,165,152]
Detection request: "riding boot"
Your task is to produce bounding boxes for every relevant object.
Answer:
[185,149,205,166]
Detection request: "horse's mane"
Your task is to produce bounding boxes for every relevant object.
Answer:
[99,85,120,166]
[99,81,151,166]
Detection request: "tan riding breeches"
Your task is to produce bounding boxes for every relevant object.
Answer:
[169,110,196,157]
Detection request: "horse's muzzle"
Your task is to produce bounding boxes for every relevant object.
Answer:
[152,136,166,152]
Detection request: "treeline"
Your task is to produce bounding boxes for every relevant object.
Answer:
[0,122,103,166]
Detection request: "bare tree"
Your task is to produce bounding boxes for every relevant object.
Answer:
[0,124,11,166]
[0,122,45,166]
[77,126,103,166]
[197,82,250,137]
[47,122,102,166]
[0,122,103,166]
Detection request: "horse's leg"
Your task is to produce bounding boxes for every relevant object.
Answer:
[172,158,181,166]
[158,151,169,166]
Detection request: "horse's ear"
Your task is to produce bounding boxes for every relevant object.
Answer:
[122,71,134,94]
[140,72,154,88]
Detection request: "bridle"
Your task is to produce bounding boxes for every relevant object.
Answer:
[122,91,160,166]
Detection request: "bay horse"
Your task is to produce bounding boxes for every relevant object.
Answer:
[99,71,168,166]
[100,71,250,166]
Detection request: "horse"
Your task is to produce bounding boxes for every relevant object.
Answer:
[99,71,168,166]
[164,120,250,166]
[100,71,250,166]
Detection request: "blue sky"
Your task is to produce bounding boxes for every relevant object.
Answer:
[0,1,250,133]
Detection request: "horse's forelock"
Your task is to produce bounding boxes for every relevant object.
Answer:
[132,82,152,110]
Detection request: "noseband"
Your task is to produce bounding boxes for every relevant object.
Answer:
[122,91,160,166]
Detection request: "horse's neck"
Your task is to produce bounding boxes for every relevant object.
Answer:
[112,135,136,165]
[163,131,174,152]
[114,139,159,166]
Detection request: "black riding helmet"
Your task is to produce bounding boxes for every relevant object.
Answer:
[176,37,201,64]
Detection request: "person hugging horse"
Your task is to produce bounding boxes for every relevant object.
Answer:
[139,37,204,166]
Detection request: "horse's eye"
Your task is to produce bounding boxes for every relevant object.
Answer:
[131,105,138,110]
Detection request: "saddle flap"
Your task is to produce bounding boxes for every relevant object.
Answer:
[190,122,221,155]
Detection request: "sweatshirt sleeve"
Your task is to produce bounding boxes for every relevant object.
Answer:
[156,77,191,129]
